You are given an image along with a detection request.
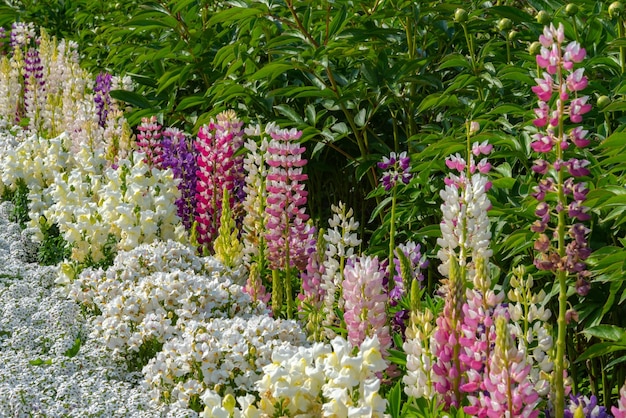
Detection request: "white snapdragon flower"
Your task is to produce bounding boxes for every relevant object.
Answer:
[99,152,185,253]
[255,335,387,417]
[144,315,305,409]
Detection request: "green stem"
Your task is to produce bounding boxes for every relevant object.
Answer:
[554,61,567,418]
[285,244,293,320]
[617,18,626,74]
[388,186,397,289]
[601,355,610,408]
[462,23,484,102]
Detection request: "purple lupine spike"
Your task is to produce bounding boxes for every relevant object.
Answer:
[10,22,35,49]
[161,127,198,231]
[94,72,113,127]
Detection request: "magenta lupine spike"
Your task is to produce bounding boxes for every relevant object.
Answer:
[299,230,325,309]
[464,315,541,418]
[297,230,327,340]
[530,23,593,417]
[343,255,391,355]
[264,124,312,271]
[136,116,164,168]
[194,110,245,250]
[432,122,495,409]
[530,23,593,294]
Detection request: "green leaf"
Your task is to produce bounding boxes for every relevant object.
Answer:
[605,354,626,370]
[599,131,626,149]
[491,177,516,189]
[250,63,294,82]
[274,104,303,123]
[327,5,348,39]
[386,380,403,418]
[576,341,626,362]
[488,104,526,115]
[413,224,442,239]
[29,358,53,366]
[208,7,262,26]
[438,54,470,70]
[64,337,81,358]
[176,95,207,111]
[172,0,198,14]
[490,6,535,23]
[110,90,152,109]
[354,108,367,128]
[369,196,393,223]
[583,325,626,342]
[416,93,459,114]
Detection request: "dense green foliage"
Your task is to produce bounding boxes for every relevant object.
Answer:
[4,0,626,411]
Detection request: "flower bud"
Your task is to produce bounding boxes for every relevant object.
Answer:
[455,8,468,23]
[508,30,519,41]
[410,278,421,311]
[565,3,579,16]
[610,1,624,18]
[536,10,551,25]
[529,41,542,55]
[497,18,513,31]
[597,95,611,109]
[223,394,236,414]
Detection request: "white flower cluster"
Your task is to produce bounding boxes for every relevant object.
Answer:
[199,336,388,418]
[0,48,21,131]
[403,308,436,400]
[241,133,269,268]
[507,270,553,396]
[268,336,383,417]
[0,206,194,417]
[70,240,266,357]
[321,202,361,340]
[99,152,186,253]
[143,315,307,410]
[46,141,109,262]
[0,131,72,235]
[437,173,492,278]
[0,126,185,264]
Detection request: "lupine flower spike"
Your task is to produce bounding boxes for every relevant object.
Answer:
[378,151,413,290]
[342,255,391,356]
[194,110,245,251]
[264,124,313,318]
[530,23,592,416]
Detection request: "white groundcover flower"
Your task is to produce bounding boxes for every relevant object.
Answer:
[70,241,268,357]
[0,202,194,417]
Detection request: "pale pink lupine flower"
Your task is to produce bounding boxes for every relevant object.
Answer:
[264,124,313,271]
[342,255,391,355]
